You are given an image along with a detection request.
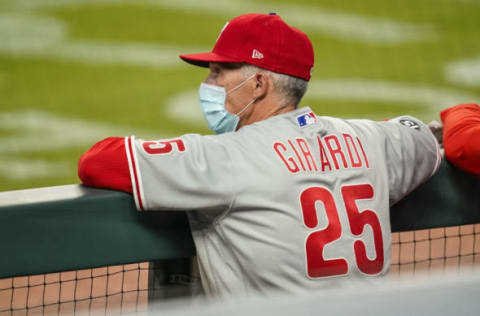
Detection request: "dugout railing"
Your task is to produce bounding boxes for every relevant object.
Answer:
[0,160,479,311]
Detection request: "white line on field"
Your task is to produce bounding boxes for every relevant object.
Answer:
[35,40,202,68]
[9,0,435,44]
[0,73,5,88]
[0,13,207,68]
[164,89,205,127]
[0,110,170,155]
[306,80,479,109]
[164,79,479,125]
[0,110,172,180]
[0,158,71,180]
[445,0,480,5]
[0,13,66,49]
[445,57,480,87]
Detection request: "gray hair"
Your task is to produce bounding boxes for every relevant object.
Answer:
[240,64,308,108]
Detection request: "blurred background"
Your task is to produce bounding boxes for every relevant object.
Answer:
[0,0,479,191]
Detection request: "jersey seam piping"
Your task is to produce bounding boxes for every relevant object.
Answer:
[427,127,443,177]
[125,136,146,211]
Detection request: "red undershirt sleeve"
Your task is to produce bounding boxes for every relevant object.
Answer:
[441,103,480,176]
[78,137,133,193]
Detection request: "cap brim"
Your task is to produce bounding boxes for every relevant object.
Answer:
[179,52,242,67]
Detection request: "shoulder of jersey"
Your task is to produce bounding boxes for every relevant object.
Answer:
[233,107,322,137]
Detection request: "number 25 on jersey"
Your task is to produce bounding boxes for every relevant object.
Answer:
[300,184,384,278]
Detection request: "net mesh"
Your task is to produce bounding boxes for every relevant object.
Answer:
[390,224,480,276]
[1,224,479,316]
[0,264,150,316]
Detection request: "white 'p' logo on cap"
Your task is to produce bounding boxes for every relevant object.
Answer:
[216,21,229,42]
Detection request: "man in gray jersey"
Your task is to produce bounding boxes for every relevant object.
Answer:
[78,13,442,298]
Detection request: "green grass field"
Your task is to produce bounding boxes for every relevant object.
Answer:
[0,0,479,191]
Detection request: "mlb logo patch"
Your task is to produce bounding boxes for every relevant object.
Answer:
[297,112,316,127]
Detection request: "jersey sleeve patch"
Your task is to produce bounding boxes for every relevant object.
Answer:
[398,118,420,130]
[297,111,317,127]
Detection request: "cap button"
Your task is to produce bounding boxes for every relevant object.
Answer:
[269,12,276,15]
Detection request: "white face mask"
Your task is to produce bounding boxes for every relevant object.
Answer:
[198,74,256,134]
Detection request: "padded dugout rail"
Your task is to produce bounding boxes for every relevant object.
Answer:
[0,186,194,279]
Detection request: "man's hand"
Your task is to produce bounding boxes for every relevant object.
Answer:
[440,103,480,176]
[428,120,443,146]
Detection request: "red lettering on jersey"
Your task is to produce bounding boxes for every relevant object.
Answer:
[288,139,306,171]
[342,184,384,274]
[343,134,362,168]
[143,139,185,155]
[296,138,318,172]
[324,135,348,170]
[317,136,332,172]
[273,142,300,173]
[300,184,384,278]
[274,136,369,174]
[356,137,370,168]
[301,187,348,277]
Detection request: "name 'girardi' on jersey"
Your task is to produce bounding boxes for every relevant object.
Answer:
[273,133,370,173]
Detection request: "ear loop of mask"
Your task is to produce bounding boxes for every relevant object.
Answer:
[226,73,257,117]
[235,98,256,117]
[226,73,256,95]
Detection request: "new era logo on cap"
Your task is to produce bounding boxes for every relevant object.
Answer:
[252,49,264,59]
[297,112,316,127]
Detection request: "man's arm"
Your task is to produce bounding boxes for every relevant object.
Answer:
[78,137,133,193]
[376,116,442,205]
[78,134,236,212]
[441,103,480,176]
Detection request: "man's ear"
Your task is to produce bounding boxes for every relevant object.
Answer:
[252,72,269,101]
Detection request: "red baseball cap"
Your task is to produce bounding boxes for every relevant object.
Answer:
[179,13,314,81]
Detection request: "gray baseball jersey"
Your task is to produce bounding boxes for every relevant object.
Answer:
[124,106,441,298]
